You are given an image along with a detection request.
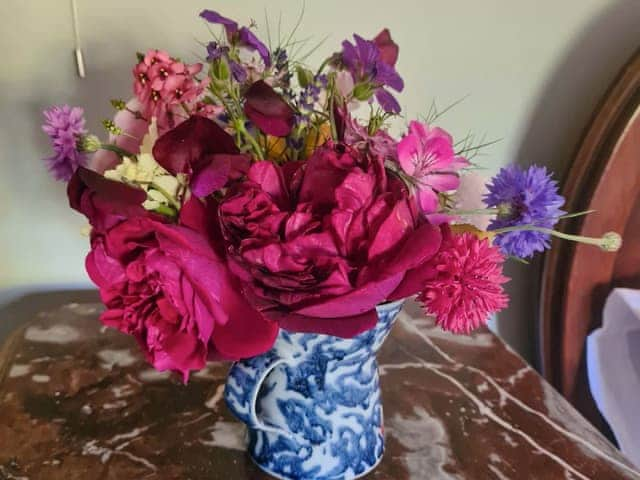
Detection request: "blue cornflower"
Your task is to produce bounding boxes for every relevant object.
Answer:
[42,105,88,181]
[484,165,565,258]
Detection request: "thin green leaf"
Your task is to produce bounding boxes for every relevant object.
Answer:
[558,210,596,220]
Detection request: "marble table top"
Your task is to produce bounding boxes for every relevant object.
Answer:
[0,297,638,480]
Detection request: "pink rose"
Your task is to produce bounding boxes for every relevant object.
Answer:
[219,143,442,337]
[69,168,278,380]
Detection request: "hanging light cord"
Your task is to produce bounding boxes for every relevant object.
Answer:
[70,0,86,78]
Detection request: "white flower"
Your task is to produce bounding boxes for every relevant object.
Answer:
[103,121,186,212]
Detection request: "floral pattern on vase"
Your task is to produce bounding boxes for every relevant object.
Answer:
[224,300,405,480]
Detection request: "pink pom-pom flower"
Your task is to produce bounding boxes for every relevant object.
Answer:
[418,230,509,333]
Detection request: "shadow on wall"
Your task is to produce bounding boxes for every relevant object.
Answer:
[499,0,640,364]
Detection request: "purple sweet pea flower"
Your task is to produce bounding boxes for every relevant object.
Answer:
[341,33,404,113]
[200,10,271,67]
[42,105,89,181]
[485,165,565,258]
[238,27,271,67]
[199,10,238,32]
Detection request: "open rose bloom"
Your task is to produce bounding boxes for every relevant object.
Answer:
[43,9,619,381]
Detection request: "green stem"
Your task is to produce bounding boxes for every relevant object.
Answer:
[99,143,135,160]
[150,182,181,210]
[236,123,265,160]
[137,181,181,210]
[492,225,604,247]
[328,78,338,141]
[447,208,500,216]
[154,205,177,217]
[316,56,332,76]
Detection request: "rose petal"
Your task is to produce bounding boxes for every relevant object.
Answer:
[243,80,295,137]
[293,272,403,318]
[248,161,289,208]
[273,309,379,338]
[211,278,279,359]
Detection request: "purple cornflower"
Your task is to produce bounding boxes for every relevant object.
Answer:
[341,34,404,113]
[42,105,88,181]
[484,165,565,258]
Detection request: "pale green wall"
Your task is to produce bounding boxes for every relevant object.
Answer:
[1,0,639,359]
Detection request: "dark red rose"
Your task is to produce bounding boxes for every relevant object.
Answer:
[219,142,442,337]
[68,170,278,380]
[68,166,149,231]
[86,198,278,380]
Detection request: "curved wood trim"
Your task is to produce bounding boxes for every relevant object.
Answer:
[540,48,640,428]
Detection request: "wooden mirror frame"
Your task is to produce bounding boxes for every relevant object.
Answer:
[540,49,640,433]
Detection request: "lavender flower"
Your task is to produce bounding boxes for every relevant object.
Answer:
[484,165,565,258]
[298,75,326,111]
[341,34,404,113]
[42,105,88,181]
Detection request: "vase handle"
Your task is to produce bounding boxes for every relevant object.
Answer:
[224,351,293,438]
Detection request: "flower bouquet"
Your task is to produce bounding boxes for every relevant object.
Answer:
[42,8,621,480]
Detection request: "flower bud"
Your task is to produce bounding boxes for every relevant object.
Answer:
[102,119,123,135]
[78,134,101,153]
[497,202,512,217]
[352,82,375,101]
[296,66,314,88]
[110,99,127,111]
[210,58,230,82]
[600,231,622,252]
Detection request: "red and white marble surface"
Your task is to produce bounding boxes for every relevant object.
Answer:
[0,300,638,480]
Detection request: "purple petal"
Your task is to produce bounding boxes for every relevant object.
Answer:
[375,88,401,114]
[353,34,379,69]
[238,27,271,67]
[375,61,404,92]
[199,10,238,34]
[341,40,358,71]
[229,61,248,83]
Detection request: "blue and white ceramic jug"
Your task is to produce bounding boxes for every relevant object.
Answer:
[224,300,404,480]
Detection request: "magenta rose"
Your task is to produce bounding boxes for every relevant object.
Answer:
[219,142,442,337]
[69,168,278,380]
